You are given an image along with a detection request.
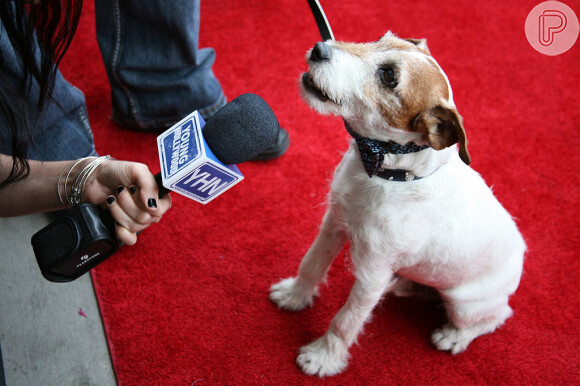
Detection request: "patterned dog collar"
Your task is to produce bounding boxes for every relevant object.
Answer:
[344,121,429,179]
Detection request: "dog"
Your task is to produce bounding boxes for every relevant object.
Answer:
[269,32,526,377]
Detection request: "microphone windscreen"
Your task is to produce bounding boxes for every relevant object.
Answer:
[202,94,281,165]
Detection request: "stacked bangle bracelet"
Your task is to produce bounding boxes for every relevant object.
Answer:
[58,155,112,207]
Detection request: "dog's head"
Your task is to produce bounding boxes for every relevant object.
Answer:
[301,32,470,165]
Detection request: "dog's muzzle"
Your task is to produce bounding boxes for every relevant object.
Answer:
[302,42,339,103]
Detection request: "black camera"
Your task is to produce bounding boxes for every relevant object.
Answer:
[31,204,118,282]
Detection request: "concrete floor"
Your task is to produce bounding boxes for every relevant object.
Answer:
[0,214,116,385]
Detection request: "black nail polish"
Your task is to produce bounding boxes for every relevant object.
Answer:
[107,196,115,205]
[148,198,157,208]
[116,186,124,195]
[129,185,137,195]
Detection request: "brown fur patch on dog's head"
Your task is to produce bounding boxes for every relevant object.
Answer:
[301,32,470,163]
[366,35,469,163]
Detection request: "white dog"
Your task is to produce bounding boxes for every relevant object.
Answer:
[270,32,526,377]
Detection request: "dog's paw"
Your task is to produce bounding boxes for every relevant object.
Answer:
[297,333,349,377]
[431,324,473,354]
[269,277,318,311]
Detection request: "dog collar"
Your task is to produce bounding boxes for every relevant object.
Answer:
[344,121,429,179]
[375,168,423,181]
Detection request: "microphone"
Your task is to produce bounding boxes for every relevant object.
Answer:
[155,93,280,203]
[31,93,281,282]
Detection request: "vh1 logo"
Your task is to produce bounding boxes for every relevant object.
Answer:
[173,163,242,204]
[157,111,244,204]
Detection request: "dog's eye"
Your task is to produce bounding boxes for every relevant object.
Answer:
[379,67,398,88]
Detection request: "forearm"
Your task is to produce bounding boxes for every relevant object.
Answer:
[0,155,86,217]
[1,153,172,245]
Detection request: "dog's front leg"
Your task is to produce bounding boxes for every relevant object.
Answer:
[270,203,346,311]
[297,267,394,377]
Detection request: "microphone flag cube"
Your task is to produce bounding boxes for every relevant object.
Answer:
[157,111,244,204]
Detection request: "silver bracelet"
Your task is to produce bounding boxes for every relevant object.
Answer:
[59,155,112,208]
[59,157,93,207]
[57,160,75,206]
[70,155,112,207]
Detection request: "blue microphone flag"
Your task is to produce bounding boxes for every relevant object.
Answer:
[157,111,244,204]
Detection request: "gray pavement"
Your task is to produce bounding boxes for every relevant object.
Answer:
[0,214,116,386]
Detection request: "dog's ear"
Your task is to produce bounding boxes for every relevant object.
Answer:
[412,105,471,165]
[405,38,430,54]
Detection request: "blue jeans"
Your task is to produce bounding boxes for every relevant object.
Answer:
[0,0,225,161]
[95,0,225,129]
[0,19,96,161]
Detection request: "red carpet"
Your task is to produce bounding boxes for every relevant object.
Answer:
[60,1,579,384]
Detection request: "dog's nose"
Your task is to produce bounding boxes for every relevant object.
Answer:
[310,42,331,62]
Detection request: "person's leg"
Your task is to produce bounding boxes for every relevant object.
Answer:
[95,0,288,159]
[95,0,226,129]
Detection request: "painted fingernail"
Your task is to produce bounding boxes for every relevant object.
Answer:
[116,186,124,195]
[107,196,115,205]
[129,185,137,195]
[147,198,157,208]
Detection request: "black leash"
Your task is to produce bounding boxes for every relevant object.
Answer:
[306,0,334,41]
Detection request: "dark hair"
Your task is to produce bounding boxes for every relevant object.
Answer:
[0,0,83,189]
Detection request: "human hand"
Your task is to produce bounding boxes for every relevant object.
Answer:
[81,158,171,245]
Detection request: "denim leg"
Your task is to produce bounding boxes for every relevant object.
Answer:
[95,0,226,130]
[0,19,97,161]
[29,101,97,161]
